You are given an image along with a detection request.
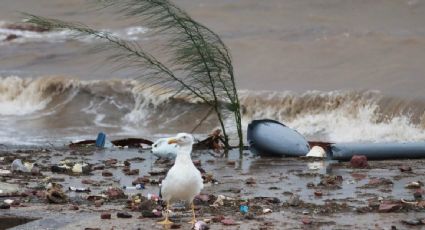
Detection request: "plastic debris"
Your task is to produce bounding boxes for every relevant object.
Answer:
[11,159,29,172]
[123,184,145,190]
[306,146,326,158]
[151,137,178,159]
[262,208,272,214]
[194,220,210,230]
[69,186,91,193]
[0,169,11,176]
[239,205,249,214]
[405,181,422,189]
[4,199,14,205]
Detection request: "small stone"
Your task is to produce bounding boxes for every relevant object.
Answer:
[314,190,323,196]
[399,165,412,172]
[101,212,111,219]
[405,181,422,189]
[70,205,79,210]
[351,173,367,180]
[245,177,256,185]
[141,210,156,218]
[105,159,118,166]
[94,199,104,207]
[221,218,237,225]
[379,202,401,213]
[192,160,202,166]
[105,187,127,200]
[124,160,131,167]
[302,217,312,225]
[125,169,139,176]
[350,155,368,168]
[401,219,423,226]
[92,165,105,171]
[226,160,236,166]
[102,170,113,177]
[117,212,132,218]
[5,34,19,41]
[288,194,301,207]
[0,203,11,209]
[212,215,225,222]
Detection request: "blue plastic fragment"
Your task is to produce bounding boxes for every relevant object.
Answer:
[96,132,106,148]
[240,205,249,214]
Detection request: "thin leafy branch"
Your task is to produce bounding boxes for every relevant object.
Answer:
[24,0,243,151]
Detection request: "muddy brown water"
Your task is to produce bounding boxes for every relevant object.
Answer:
[1,147,425,229]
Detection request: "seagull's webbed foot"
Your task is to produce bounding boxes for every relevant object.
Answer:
[188,202,197,225]
[158,201,174,225]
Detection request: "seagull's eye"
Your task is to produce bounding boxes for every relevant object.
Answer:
[153,144,157,148]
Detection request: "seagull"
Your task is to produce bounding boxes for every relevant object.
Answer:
[158,133,203,226]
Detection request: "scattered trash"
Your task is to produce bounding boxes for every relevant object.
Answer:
[111,138,153,148]
[401,219,424,226]
[4,199,14,205]
[239,205,249,214]
[193,129,225,152]
[0,169,11,176]
[11,159,30,172]
[151,137,178,159]
[350,155,368,168]
[72,163,90,174]
[306,146,326,158]
[46,183,68,204]
[405,181,422,189]
[69,187,91,193]
[262,208,272,214]
[307,162,325,170]
[247,119,310,157]
[194,220,210,230]
[123,184,145,190]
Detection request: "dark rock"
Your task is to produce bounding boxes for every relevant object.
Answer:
[226,160,236,166]
[314,190,323,196]
[125,169,139,176]
[350,155,368,168]
[288,194,301,207]
[101,212,111,219]
[105,187,127,200]
[399,165,412,172]
[212,215,225,222]
[302,217,312,225]
[92,165,105,171]
[221,218,237,225]
[102,170,113,177]
[141,210,156,218]
[192,160,201,166]
[70,205,79,210]
[51,165,68,173]
[245,177,256,185]
[124,160,131,167]
[0,203,11,209]
[105,159,118,166]
[117,212,132,218]
[4,34,19,41]
[401,219,423,226]
[132,177,150,185]
[379,202,401,213]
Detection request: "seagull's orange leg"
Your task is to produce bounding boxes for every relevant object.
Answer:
[157,201,173,225]
[188,202,197,225]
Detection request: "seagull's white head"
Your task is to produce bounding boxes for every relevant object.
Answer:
[167,133,194,148]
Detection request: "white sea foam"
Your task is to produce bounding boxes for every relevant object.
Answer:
[0,22,148,44]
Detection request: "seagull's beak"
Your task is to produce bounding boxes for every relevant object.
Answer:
[168,138,178,144]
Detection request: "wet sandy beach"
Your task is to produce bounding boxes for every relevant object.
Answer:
[1,146,425,229]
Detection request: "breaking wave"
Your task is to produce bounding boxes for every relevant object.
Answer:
[0,75,424,145]
[0,21,148,44]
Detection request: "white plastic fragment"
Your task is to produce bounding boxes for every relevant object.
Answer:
[306,146,326,158]
[152,137,178,159]
[262,208,272,214]
[4,199,14,204]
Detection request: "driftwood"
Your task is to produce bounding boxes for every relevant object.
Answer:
[69,138,152,148]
